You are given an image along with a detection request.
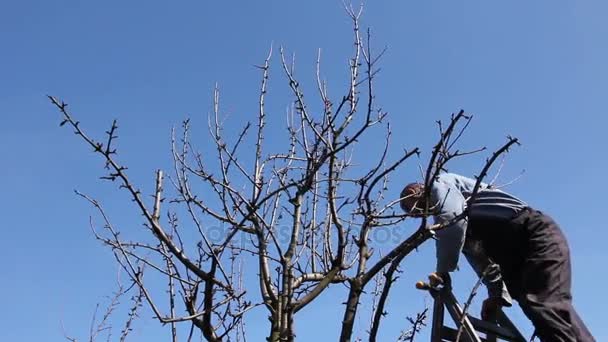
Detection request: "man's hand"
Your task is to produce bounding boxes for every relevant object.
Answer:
[428,272,451,288]
[415,272,452,290]
[481,297,504,321]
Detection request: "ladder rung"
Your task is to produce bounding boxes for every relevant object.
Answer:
[467,315,521,341]
[441,326,490,342]
[428,287,527,342]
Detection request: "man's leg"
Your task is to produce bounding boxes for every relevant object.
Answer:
[519,295,578,341]
[516,210,594,341]
[519,293,593,341]
[462,239,512,306]
[570,306,595,341]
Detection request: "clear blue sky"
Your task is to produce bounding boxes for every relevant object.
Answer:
[1,1,607,341]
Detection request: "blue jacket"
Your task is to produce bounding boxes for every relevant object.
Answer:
[430,173,526,302]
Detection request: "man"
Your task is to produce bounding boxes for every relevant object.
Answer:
[400,173,594,341]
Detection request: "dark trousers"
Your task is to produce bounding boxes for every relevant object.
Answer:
[468,208,594,341]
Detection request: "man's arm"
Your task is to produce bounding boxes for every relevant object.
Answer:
[431,178,468,273]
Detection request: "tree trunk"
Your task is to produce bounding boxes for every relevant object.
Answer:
[339,279,363,342]
[268,308,295,342]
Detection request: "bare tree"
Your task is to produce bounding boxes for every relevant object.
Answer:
[52,5,518,342]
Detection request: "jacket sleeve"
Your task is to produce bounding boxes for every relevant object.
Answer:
[431,179,468,273]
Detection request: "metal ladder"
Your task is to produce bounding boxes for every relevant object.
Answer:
[425,286,527,342]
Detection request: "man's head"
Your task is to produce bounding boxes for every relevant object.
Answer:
[400,182,426,216]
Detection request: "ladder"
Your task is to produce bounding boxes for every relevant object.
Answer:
[422,285,527,342]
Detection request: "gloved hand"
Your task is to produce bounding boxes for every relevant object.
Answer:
[415,272,452,291]
[481,297,505,322]
[428,272,451,288]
